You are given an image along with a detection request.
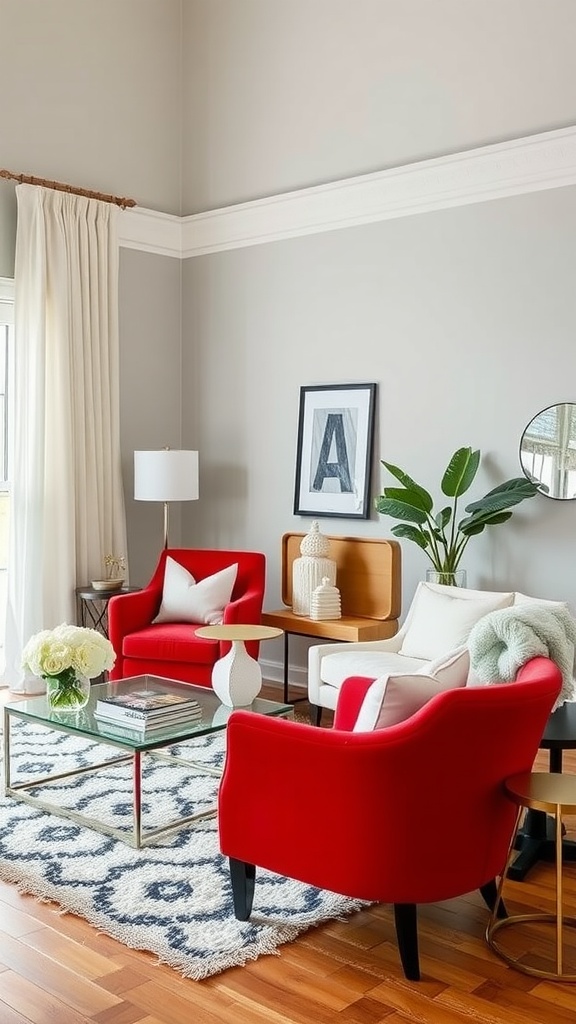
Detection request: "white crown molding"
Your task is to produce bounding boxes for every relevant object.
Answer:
[118,206,182,259]
[123,125,576,259]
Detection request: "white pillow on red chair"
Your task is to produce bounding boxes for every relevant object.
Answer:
[352,647,470,731]
[153,557,238,625]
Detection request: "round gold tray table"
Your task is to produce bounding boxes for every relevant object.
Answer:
[195,625,283,708]
[487,771,576,981]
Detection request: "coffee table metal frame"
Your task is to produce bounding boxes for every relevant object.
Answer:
[3,675,292,849]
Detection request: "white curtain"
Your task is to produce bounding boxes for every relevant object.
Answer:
[4,184,128,691]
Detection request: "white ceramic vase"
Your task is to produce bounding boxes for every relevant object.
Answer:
[292,520,337,616]
[211,641,262,708]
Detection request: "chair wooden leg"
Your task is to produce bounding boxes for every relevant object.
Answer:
[229,858,256,920]
[480,878,507,919]
[393,903,420,980]
[310,704,323,726]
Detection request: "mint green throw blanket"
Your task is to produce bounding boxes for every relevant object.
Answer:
[467,603,576,710]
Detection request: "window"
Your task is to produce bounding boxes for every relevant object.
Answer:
[0,323,10,483]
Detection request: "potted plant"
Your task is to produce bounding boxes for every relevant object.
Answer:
[375,447,539,585]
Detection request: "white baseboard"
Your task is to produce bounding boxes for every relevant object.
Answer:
[259,656,308,694]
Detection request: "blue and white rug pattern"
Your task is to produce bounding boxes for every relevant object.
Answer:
[0,720,367,979]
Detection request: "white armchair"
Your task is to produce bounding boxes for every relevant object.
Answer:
[308,581,520,725]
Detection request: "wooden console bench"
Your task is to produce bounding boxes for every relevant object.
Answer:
[261,533,401,702]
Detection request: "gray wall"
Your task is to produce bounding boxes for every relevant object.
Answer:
[180,0,576,676]
[182,0,576,211]
[2,0,576,683]
[0,0,183,217]
[180,187,576,682]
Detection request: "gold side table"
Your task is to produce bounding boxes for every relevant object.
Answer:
[487,771,576,981]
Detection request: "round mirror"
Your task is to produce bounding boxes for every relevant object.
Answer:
[520,402,576,499]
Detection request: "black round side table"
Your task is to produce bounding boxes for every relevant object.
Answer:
[507,700,576,881]
[75,585,141,639]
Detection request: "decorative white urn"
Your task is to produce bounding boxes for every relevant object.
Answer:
[310,577,342,620]
[292,520,337,616]
[211,640,263,707]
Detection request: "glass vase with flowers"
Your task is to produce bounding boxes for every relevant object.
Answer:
[22,624,116,711]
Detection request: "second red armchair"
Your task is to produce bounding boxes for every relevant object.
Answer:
[108,548,266,686]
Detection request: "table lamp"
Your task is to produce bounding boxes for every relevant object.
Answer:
[134,448,199,548]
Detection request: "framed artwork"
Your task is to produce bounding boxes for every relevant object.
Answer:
[293,383,377,519]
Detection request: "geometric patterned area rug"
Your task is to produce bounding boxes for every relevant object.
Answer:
[0,719,368,979]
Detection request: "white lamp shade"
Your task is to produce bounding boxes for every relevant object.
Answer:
[134,450,199,502]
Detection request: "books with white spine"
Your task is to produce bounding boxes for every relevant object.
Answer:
[95,688,201,725]
[94,714,203,739]
[94,707,203,733]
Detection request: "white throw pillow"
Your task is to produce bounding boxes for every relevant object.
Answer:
[514,592,570,611]
[352,651,469,733]
[154,558,238,625]
[421,646,470,687]
[352,648,470,731]
[399,584,514,660]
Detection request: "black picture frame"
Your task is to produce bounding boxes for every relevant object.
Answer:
[293,383,377,519]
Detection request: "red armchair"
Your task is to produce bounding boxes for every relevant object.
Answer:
[218,656,561,980]
[108,548,266,686]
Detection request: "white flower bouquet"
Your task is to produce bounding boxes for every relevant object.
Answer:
[22,624,116,709]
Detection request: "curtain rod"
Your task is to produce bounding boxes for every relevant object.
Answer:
[0,168,136,210]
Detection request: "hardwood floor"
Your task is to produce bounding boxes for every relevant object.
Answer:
[1,684,575,1023]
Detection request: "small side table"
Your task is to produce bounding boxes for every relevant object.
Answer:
[508,701,576,881]
[487,771,576,981]
[195,625,283,708]
[76,585,141,639]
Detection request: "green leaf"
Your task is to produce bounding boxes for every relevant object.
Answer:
[459,509,513,534]
[489,477,540,497]
[441,447,480,498]
[459,521,487,538]
[435,506,452,529]
[483,511,514,525]
[390,524,430,550]
[464,477,539,514]
[383,486,433,514]
[380,461,433,513]
[375,496,428,525]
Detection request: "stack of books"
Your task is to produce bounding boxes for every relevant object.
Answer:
[94,688,203,733]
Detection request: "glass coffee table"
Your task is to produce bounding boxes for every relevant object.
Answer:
[3,675,292,848]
